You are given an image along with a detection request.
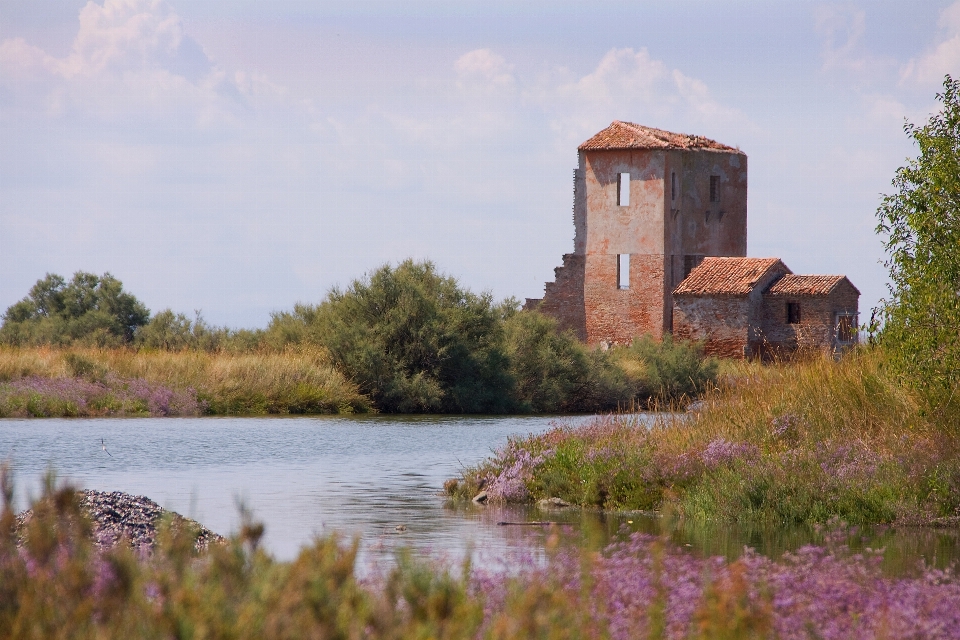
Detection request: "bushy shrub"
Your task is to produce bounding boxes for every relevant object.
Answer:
[612,335,718,405]
[502,309,631,412]
[877,76,960,406]
[264,261,716,414]
[277,260,514,413]
[0,272,149,347]
[263,303,317,349]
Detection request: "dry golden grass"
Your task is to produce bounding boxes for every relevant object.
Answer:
[0,346,371,415]
[456,347,960,524]
[682,348,935,454]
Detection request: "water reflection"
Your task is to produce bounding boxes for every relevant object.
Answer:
[0,414,957,575]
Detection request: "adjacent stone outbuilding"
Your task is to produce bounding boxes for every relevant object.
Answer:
[673,257,859,358]
[672,258,789,358]
[760,274,860,356]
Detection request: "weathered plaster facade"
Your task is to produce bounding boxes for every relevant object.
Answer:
[527,121,748,345]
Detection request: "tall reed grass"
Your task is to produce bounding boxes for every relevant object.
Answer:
[450,348,960,525]
[0,347,370,416]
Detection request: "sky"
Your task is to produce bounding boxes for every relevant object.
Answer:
[1,1,958,329]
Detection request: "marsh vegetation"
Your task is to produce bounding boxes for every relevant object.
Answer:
[0,262,717,416]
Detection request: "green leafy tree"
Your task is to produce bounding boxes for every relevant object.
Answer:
[0,271,150,346]
[291,260,514,413]
[877,76,960,399]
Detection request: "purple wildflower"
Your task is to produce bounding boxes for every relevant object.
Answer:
[484,446,552,503]
[772,413,803,440]
[700,438,758,469]
[817,441,880,480]
[0,375,202,417]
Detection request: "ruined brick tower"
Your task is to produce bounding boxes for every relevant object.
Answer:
[526,121,748,345]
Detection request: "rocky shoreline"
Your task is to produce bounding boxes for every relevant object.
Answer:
[16,489,224,552]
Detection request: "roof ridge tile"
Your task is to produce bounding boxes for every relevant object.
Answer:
[579,121,739,152]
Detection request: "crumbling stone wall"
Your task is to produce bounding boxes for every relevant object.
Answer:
[673,295,753,358]
[524,253,586,341]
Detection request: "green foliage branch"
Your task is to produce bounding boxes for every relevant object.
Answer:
[877,75,960,401]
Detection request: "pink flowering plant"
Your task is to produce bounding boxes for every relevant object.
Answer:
[450,350,960,527]
[0,375,203,417]
[7,468,960,638]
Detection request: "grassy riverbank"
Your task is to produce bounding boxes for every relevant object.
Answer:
[0,347,370,416]
[5,474,960,639]
[0,328,716,417]
[448,348,960,526]
[2,262,719,416]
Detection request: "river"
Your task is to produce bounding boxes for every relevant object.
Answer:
[2,414,959,575]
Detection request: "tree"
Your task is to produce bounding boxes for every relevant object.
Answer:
[877,75,960,398]
[0,271,150,346]
[294,260,514,413]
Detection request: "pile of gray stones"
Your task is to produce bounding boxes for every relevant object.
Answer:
[16,489,224,552]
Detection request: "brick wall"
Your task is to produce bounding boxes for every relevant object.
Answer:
[760,281,859,354]
[673,295,754,358]
[525,253,587,341]
[583,253,666,345]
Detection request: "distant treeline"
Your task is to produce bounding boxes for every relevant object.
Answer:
[0,262,717,414]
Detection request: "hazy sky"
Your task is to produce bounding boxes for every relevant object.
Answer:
[1,1,958,328]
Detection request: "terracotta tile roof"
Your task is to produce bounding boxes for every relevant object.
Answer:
[674,257,787,296]
[579,121,739,152]
[765,274,859,296]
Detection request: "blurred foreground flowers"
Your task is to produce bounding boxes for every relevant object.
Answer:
[2,466,959,639]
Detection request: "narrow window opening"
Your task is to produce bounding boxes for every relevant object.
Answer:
[683,254,704,279]
[787,302,801,324]
[709,175,720,203]
[836,313,857,343]
[617,254,630,289]
[618,173,630,206]
[671,172,677,201]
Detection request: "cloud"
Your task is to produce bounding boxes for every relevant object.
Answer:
[901,1,960,85]
[812,4,906,89]
[0,0,264,127]
[0,38,63,80]
[815,5,868,73]
[454,49,515,93]
[522,48,753,148]
[1,0,210,81]
[554,48,670,109]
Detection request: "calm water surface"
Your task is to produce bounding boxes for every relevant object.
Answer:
[2,414,959,575]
